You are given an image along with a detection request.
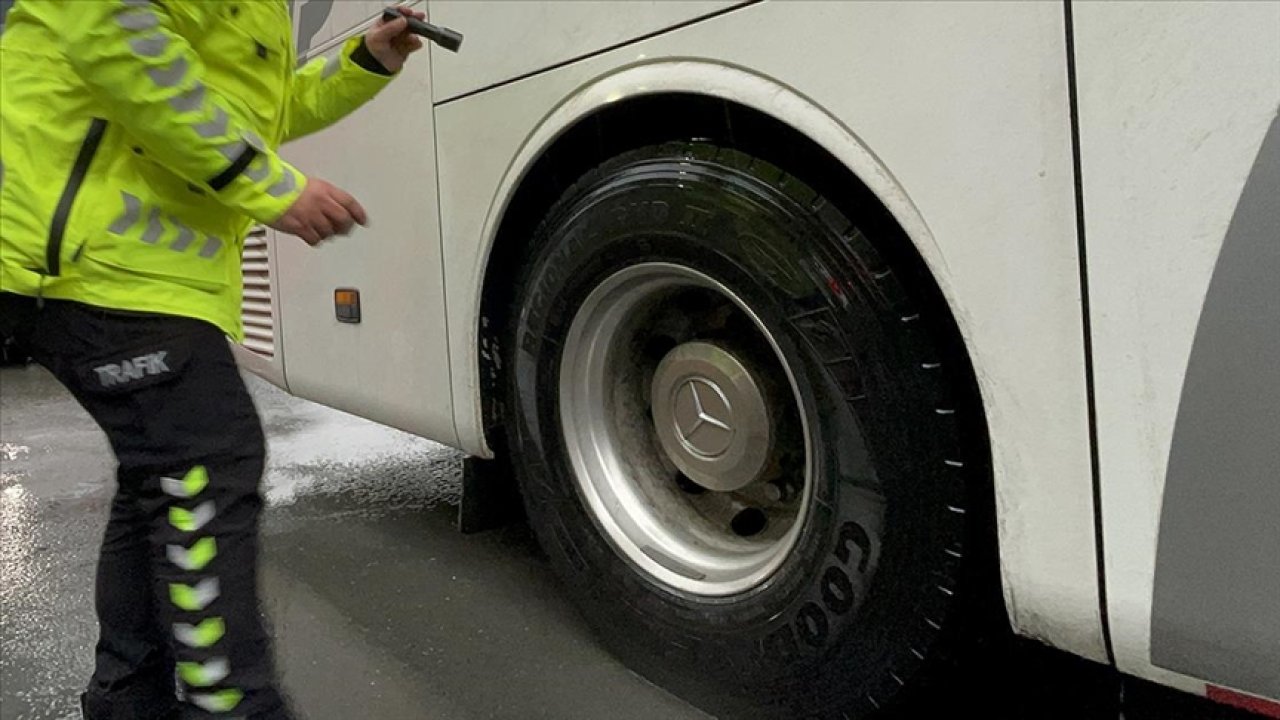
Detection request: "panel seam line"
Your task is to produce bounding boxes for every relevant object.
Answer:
[1064,0,1116,667]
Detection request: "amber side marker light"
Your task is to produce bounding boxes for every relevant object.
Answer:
[335,288,361,324]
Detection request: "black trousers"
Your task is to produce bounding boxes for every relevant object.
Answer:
[1,293,291,720]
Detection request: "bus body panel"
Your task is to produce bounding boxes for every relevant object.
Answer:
[294,0,390,59]
[1075,0,1280,700]
[274,0,459,444]
[432,0,1108,663]
[427,0,741,102]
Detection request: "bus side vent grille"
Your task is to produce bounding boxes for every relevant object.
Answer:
[240,226,275,358]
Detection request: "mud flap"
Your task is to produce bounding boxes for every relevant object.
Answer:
[457,451,524,534]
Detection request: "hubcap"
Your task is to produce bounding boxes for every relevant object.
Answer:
[651,342,773,492]
[559,262,811,596]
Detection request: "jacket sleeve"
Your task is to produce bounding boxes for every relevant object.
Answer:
[58,0,304,224]
[283,35,395,143]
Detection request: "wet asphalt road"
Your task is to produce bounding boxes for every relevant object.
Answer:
[1,365,708,720]
[0,365,1249,720]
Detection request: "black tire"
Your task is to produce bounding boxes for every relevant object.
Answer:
[504,143,995,719]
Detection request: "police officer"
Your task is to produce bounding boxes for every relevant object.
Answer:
[0,2,425,717]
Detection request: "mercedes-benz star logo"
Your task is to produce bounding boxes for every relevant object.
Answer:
[673,377,735,458]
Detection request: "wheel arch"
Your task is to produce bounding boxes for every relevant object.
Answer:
[477,60,985,450]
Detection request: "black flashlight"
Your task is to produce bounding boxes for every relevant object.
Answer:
[382,7,463,53]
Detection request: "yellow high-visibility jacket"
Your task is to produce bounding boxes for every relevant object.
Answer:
[0,0,393,338]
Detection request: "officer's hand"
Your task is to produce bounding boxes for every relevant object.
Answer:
[366,6,426,73]
[270,178,367,246]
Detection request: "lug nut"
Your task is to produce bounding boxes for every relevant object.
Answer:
[767,478,799,503]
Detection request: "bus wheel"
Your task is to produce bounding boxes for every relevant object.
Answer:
[504,143,993,718]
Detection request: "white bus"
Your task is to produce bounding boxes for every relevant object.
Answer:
[235,2,1280,717]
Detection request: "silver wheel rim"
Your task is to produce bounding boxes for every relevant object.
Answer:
[559,263,812,596]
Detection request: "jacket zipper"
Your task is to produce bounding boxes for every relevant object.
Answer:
[46,117,108,276]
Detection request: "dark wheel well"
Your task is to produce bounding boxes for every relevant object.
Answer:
[479,92,990,493]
